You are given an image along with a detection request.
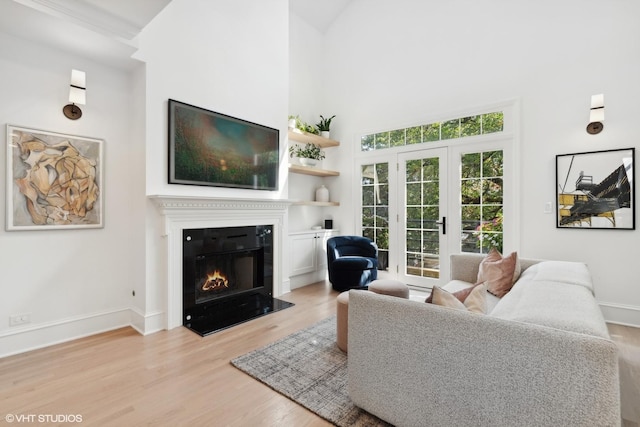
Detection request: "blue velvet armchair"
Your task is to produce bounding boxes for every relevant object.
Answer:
[326,236,378,292]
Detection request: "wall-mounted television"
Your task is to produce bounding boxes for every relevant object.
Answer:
[168,99,279,191]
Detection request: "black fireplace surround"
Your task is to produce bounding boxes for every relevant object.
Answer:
[183,225,293,336]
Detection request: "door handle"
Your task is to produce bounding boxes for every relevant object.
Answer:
[435,217,446,235]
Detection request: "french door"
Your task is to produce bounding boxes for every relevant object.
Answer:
[360,148,448,290]
[359,142,510,291]
[398,149,448,289]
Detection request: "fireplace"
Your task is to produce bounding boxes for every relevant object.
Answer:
[183,225,292,335]
[150,196,293,334]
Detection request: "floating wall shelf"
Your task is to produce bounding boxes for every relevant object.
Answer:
[288,129,341,207]
[288,164,340,177]
[288,130,340,148]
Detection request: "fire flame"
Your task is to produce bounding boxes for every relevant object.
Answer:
[202,270,229,291]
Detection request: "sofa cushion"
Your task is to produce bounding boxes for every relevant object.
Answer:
[477,248,521,297]
[517,259,593,294]
[490,261,609,339]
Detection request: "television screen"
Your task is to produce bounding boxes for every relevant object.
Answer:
[168,99,279,190]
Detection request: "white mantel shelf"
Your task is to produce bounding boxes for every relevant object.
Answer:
[149,195,294,211]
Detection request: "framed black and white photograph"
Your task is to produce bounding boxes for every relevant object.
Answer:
[556,148,634,229]
[168,99,279,191]
[6,125,104,231]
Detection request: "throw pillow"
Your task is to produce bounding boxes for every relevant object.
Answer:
[425,283,477,304]
[463,283,488,313]
[431,286,466,310]
[476,248,520,298]
[430,284,487,314]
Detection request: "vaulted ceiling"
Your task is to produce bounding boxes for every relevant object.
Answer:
[289,0,352,33]
[0,0,351,69]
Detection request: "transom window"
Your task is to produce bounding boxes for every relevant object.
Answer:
[360,112,503,152]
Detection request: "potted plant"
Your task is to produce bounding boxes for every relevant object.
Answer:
[300,120,319,135]
[288,115,298,129]
[289,116,319,135]
[316,115,336,139]
[289,143,325,167]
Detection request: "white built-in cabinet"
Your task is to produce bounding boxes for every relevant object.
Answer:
[289,229,339,288]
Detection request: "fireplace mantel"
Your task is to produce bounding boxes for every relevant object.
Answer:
[150,195,293,330]
[151,195,293,211]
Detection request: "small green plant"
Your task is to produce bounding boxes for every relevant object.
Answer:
[289,116,321,135]
[316,115,336,132]
[289,143,325,160]
[301,121,319,135]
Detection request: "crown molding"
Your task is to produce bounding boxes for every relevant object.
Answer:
[13,0,141,43]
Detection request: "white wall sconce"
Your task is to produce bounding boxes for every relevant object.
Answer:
[586,93,604,135]
[63,69,86,120]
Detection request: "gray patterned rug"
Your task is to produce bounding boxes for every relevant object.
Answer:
[231,316,390,426]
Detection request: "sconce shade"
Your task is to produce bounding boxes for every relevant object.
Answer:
[69,69,86,105]
[64,69,86,120]
[587,93,604,135]
[589,108,604,123]
[589,93,604,122]
[69,86,85,105]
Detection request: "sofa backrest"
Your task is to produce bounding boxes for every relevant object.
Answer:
[450,252,541,283]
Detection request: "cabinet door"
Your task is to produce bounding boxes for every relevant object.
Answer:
[316,231,337,271]
[290,233,317,276]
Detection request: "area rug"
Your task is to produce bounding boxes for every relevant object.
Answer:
[231,316,391,426]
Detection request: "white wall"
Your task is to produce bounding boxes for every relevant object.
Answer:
[288,12,340,233]
[135,0,290,326]
[0,32,146,356]
[318,0,640,325]
[0,0,291,355]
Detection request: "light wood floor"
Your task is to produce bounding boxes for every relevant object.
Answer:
[0,282,338,426]
[608,323,640,427]
[1,281,639,427]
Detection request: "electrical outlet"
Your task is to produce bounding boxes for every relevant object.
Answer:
[9,313,31,326]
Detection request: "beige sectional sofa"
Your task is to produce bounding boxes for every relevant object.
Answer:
[347,253,620,427]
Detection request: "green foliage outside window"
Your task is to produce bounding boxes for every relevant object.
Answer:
[361,163,390,269]
[461,150,504,254]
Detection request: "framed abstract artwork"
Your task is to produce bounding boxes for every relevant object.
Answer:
[6,125,104,230]
[556,148,634,229]
[168,99,279,190]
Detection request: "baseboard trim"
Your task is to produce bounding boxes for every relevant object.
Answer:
[281,278,291,295]
[599,302,640,328]
[130,307,165,335]
[289,271,327,290]
[0,308,132,358]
